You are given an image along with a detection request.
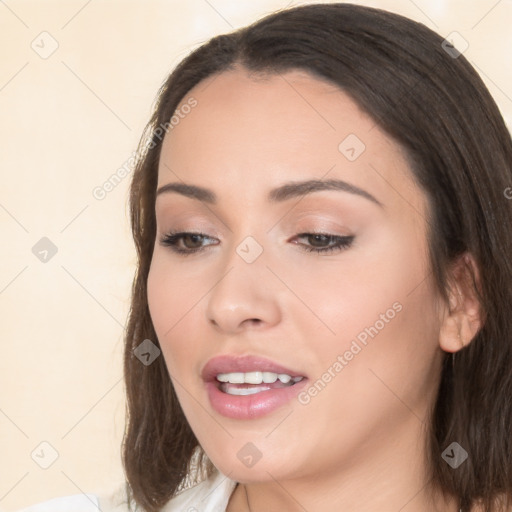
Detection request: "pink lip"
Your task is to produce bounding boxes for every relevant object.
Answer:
[201,354,306,382]
[201,355,308,420]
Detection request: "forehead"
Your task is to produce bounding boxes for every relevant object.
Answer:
[157,68,422,215]
[161,68,379,165]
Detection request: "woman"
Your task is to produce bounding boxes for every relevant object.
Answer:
[20,2,512,511]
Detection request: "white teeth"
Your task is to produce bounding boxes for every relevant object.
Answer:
[216,371,303,385]
[244,371,263,384]
[216,372,244,383]
[262,372,278,383]
[224,385,271,396]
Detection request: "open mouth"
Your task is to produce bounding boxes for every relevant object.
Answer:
[216,371,305,396]
[203,358,309,419]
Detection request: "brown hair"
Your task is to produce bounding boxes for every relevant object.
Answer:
[122,3,512,511]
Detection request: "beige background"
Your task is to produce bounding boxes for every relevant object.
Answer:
[1,0,510,510]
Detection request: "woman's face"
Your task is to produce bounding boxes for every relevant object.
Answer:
[147,68,446,483]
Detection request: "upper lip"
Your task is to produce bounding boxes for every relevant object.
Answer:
[201,355,306,382]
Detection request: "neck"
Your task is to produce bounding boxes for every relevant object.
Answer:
[239,477,459,512]
[227,416,459,512]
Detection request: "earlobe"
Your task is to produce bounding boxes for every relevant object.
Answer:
[438,252,483,353]
[439,314,465,353]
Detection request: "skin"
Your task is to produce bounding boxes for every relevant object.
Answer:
[147,68,481,512]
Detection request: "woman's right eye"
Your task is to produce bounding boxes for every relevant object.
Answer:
[159,232,218,256]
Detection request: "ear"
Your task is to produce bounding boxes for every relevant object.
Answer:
[439,252,484,353]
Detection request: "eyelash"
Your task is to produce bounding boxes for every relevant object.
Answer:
[159,231,355,256]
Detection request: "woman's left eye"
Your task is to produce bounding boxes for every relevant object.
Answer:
[159,231,355,256]
[293,233,355,254]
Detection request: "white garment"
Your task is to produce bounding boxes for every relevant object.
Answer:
[17,470,238,512]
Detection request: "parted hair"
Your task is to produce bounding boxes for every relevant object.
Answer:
[123,3,512,511]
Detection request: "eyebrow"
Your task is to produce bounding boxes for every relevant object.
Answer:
[156,179,383,208]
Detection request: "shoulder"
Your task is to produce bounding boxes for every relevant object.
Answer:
[98,469,237,511]
[16,470,237,512]
[16,494,101,512]
[16,485,129,512]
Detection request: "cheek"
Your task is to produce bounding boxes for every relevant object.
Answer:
[307,248,442,424]
[146,254,211,377]
[147,258,172,337]
[282,227,431,344]
[147,253,194,366]
[299,224,441,384]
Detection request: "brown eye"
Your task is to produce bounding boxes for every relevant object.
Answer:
[294,233,355,254]
[181,234,205,249]
[307,234,332,247]
[159,232,218,255]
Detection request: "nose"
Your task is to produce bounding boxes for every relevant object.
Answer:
[205,259,282,335]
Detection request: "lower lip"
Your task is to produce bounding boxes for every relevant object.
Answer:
[205,379,308,419]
